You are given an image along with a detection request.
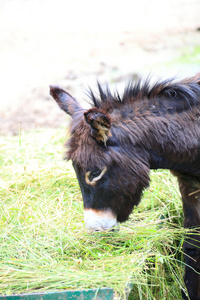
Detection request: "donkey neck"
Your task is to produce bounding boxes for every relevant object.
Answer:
[135,110,200,176]
[149,150,172,169]
[149,149,200,176]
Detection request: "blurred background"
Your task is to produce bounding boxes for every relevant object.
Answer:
[0,0,200,135]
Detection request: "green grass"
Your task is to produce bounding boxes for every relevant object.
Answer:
[152,44,200,74]
[0,129,188,299]
[176,45,200,65]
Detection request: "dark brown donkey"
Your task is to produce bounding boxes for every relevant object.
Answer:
[50,74,200,300]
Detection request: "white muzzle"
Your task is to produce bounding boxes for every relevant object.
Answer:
[84,208,119,231]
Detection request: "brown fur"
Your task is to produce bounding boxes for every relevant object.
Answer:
[50,74,200,300]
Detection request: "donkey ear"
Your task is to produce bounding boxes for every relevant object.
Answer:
[49,85,82,117]
[84,108,112,144]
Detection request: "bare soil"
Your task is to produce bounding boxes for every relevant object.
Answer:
[0,0,200,135]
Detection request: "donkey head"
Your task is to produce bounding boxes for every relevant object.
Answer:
[50,85,150,231]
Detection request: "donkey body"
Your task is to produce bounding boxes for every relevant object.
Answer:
[50,74,200,299]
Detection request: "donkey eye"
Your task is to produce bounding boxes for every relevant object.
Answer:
[85,166,107,186]
[89,169,101,181]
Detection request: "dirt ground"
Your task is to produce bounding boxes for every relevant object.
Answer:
[1,0,200,135]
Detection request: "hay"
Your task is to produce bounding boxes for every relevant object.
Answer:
[0,129,186,299]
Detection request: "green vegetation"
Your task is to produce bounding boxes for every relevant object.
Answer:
[153,44,200,74]
[176,45,200,65]
[0,129,188,299]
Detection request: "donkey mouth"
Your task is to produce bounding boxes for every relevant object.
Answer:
[84,208,119,232]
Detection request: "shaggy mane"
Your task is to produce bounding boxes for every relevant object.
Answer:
[89,74,200,113]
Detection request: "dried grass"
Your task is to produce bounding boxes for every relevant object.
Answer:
[0,129,187,299]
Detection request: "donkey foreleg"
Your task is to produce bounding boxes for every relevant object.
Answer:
[174,172,200,300]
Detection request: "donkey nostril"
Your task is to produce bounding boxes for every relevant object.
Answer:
[109,225,120,232]
[92,225,119,233]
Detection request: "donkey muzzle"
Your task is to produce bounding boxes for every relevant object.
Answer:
[84,208,119,232]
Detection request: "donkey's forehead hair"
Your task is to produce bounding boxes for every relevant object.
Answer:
[88,74,200,111]
[66,118,111,170]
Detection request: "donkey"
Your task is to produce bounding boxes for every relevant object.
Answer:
[50,74,200,300]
